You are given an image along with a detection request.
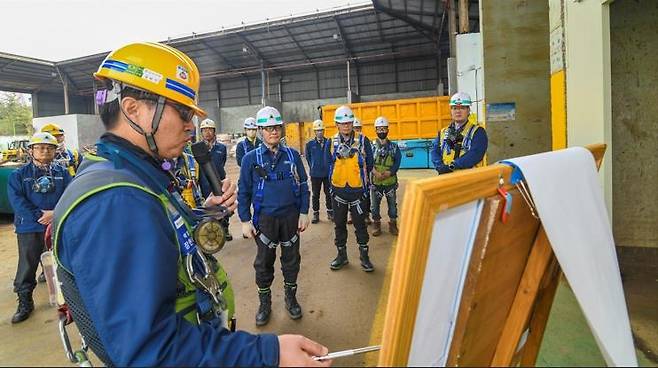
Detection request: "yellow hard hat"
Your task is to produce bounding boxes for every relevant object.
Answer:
[94,42,206,117]
[312,120,324,130]
[28,132,58,147]
[40,123,64,136]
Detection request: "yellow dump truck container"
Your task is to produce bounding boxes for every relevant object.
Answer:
[321,96,452,140]
[283,122,307,154]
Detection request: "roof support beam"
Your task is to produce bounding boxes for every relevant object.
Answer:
[235,33,270,66]
[281,24,315,67]
[332,16,353,59]
[373,1,438,42]
[199,39,238,70]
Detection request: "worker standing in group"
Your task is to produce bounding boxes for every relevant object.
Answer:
[369,117,401,236]
[175,144,204,208]
[236,117,261,167]
[349,117,372,225]
[52,42,329,367]
[199,118,232,241]
[238,106,310,326]
[326,105,374,272]
[305,119,333,223]
[40,123,80,176]
[8,132,71,323]
[431,92,488,174]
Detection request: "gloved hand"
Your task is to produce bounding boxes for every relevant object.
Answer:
[242,221,256,239]
[298,214,310,232]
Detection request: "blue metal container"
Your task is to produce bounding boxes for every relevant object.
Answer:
[396,139,433,169]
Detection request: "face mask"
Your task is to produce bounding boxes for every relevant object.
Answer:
[377,132,388,140]
[246,130,257,139]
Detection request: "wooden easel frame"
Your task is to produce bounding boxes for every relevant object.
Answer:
[378,144,606,366]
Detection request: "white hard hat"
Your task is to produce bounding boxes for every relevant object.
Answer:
[256,106,284,127]
[200,118,217,129]
[334,105,355,124]
[374,116,389,128]
[312,120,325,130]
[244,117,257,129]
[450,92,472,107]
[28,132,58,147]
[353,117,362,128]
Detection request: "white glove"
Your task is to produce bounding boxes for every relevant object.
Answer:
[242,221,256,239]
[298,214,310,232]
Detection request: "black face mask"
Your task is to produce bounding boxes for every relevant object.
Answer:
[377,132,388,140]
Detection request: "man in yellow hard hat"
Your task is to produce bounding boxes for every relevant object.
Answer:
[8,132,71,323]
[40,123,80,176]
[51,42,330,367]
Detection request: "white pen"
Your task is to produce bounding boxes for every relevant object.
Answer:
[313,345,381,361]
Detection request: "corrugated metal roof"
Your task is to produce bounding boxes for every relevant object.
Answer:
[0,1,478,97]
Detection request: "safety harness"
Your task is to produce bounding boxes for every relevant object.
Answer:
[52,142,235,366]
[252,145,302,230]
[439,121,480,163]
[328,132,368,192]
[372,139,398,188]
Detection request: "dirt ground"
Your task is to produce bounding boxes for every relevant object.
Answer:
[0,155,655,366]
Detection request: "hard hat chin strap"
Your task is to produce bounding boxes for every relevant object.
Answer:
[118,85,166,155]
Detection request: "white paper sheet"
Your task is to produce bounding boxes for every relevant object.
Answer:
[508,147,637,367]
[408,200,484,367]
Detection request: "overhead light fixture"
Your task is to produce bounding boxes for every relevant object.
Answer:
[242,47,249,53]
[333,34,339,40]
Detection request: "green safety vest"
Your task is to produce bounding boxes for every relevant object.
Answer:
[52,155,235,325]
[372,140,398,187]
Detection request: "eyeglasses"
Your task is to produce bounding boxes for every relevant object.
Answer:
[166,101,195,122]
[261,126,283,133]
[139,97,195,122]
[31,145,56,152]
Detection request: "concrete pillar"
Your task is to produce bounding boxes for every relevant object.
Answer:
[479,0,552,162]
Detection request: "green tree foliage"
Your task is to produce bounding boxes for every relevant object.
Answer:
[0,93,33,136]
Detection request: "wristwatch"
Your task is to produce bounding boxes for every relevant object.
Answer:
[448,163,456,171]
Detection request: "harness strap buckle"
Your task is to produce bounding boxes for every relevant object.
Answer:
[185,251,227,310]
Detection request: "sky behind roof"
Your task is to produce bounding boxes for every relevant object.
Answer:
[1,0,368,61]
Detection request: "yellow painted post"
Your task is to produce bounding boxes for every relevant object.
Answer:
[551,70,567,150]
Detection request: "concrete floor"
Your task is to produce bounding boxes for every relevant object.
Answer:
[0,159,655,366]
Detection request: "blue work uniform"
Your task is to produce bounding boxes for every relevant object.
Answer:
[238,143,310,291]
[305,137,333,215]
[238,144,310,224]
[305,137,330,178]
[8,162,71,233]
[431,122,488,174]
[236,137,262,167]
[57,133,279,366]
[8,161,71,295]
[199,141,227,198]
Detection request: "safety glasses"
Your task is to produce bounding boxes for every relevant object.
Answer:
[261,126,283,133]
[166,100,196,122]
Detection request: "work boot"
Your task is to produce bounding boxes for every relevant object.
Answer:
[372,221,382,237]
[312,211,320,224]
[255,288,272,326]
[347,216,353,225]
[389,220,399,235]
[37,271,46,283]
[225,231,233,242]
[327,210,334,222]
[330,247,349,270]
[284,284,303,320]
[11,292,34,324]
[359,245,374,272]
